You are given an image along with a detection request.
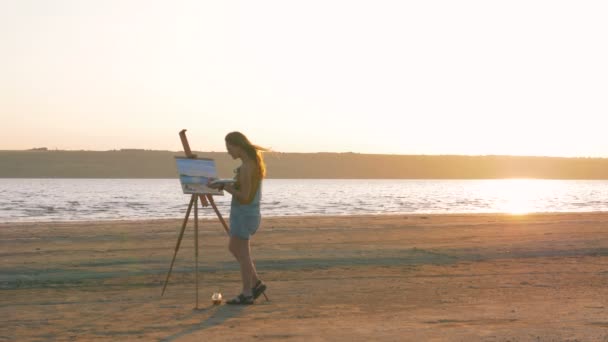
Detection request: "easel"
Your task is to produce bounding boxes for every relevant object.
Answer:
[161,129,230,309]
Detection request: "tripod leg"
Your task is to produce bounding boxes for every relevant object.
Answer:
[207,195,230,236]
[194,195,199,309]
[198,194,209,207]
[161,195,195,296]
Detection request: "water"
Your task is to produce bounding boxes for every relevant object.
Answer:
[1,179,608,222]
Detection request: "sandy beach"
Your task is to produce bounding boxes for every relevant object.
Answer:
[2,213,608,341]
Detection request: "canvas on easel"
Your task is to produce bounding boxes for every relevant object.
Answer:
[175,157,224,196]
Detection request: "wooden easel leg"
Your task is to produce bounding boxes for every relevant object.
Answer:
[194,195,199,309]
[161,194,195,296]
[206,195,230,236]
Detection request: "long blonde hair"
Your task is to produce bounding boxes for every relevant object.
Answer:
[225,131,268,178]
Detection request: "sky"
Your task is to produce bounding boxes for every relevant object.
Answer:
[1,0,607,156]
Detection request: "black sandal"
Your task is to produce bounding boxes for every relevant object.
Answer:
[226,293,254,305]
[252,280,269,301]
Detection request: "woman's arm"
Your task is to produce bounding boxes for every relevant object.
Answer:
[224,163,254,204]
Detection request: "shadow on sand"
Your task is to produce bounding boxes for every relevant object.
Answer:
[160,304,247,342]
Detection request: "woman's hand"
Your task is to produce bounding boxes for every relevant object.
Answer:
[207,177,221,189]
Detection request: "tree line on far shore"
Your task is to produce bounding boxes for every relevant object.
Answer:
[1,150,608,179]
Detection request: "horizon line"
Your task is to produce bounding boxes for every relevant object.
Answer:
[2,148,608,159]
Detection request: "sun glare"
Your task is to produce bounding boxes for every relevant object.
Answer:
[483,179,541,215]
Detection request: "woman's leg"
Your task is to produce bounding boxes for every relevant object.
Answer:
[246,240,261,288]
[228,236,260,296]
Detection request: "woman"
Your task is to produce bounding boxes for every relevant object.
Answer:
[209,131,268,305]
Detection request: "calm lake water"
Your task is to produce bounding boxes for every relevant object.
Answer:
[1,179,608,222]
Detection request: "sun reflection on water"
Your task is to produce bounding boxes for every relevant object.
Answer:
[481,179,553,215]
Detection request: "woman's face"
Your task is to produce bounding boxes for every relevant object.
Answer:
[226,142,240,159]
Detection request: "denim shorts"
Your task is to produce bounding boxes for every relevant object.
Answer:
[229,214,261,240]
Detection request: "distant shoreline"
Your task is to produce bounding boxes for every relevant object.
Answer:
[1,150,608,179]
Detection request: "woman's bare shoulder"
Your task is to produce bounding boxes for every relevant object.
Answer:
[240,160,256,173]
